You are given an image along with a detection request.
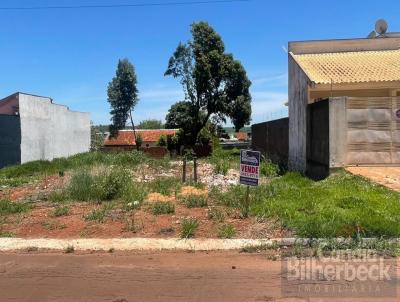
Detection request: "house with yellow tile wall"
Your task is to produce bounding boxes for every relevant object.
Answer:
[288,36,400,177]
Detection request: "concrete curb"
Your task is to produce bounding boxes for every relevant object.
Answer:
[0,238,299,252]
[0,238,397,252]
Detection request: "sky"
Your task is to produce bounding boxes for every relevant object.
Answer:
[1,0,400,126]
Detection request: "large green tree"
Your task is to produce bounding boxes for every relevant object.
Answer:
[107,59,140,149]
[165,22,252,144]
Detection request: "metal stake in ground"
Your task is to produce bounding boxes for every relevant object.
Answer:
[182,158,187,183]
[193,156,198,183]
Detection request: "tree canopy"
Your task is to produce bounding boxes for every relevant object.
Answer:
[137,119,164,129]
[107,59,140,149]
[165,21,252,144]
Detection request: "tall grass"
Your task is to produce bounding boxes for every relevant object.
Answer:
[209,148,239,175]
[251,171,400,239]
[0,151,169,187]
[0,200,31,216]
[149,177,182,196]
[68,168,131,202]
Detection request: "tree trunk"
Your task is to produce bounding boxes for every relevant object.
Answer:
[129,110,140,151]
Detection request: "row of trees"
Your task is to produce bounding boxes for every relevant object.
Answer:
[107,22,252,147]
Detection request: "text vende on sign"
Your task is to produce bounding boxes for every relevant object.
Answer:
[240,165,259,177]
[240,150,261,186]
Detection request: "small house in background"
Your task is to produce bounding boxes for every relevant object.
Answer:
[0,92,91,169]
[103,129,179,151]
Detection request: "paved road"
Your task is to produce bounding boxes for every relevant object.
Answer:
[0,251,397,302]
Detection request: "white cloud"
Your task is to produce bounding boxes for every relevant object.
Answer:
[251,73,288,86]
[140,88,183,100]
[251,90,288,123]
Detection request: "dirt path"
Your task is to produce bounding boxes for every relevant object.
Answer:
[346,167,400,192]
[0,251,398,302]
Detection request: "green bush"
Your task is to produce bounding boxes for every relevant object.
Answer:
[67,168,131,202]
[151,202,175,215]
[209,148,238,175]
[181,195,208,208]
[180,218,199,239]
[0,200,30,216]
[84,207,108,223]
[0,231,15,238]
[95,168,131,201]
[68,170,95,201]
[208,207,225,222]
[122,183,148,205]
[218,224,236,239]
[52,206,70,217]
[260,159,280,177]
[157,135,167,147]
[49,190,70,203]
[149,177,181,196]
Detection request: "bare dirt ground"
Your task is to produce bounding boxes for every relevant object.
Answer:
[0,251,398,302]
[346,167,400,192]
[0,162,287,239]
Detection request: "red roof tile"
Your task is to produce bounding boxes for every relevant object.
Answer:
[235,132,248,141]
[104,129,178,146]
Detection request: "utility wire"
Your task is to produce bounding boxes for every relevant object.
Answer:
[0,0,251,11]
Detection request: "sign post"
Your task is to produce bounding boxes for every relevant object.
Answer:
[240,150,261,217]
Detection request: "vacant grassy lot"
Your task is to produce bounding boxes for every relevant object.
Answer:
[0,150,399,240]
[251,172,400,239]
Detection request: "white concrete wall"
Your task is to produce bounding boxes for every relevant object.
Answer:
[18,93,90,163]
[288,55,309,173]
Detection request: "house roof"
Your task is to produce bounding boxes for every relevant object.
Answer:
[104,129,178,146]
[290,49,400,85]
[235,132,248,141]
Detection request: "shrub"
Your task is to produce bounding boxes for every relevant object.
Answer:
[122,183,148,205]
[157,135,167,147]
[151,202,175,215]
[218,224,236,239]
[209,148,233,175]
[180,218,199,239]
[49,191,69,203]
[68,168,131,202]
[260,159,280,178]
[94,168,131,201]
[68,170,95,201]
[150,177,181,196]
[135,134,143,148]
[0,200,30,216]
[0,231,15,238]
[181,195,208,208]
[65,245,75,253]
[208,207,225,222]
[53,206,70,217]
[84,207,109,223]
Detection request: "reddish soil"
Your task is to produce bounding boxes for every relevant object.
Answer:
[1,179,287,239]
[0,175,65,202]
[0,251,397,302]
[346,167,400,192]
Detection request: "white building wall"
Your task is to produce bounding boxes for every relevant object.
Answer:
[18,93,90,163]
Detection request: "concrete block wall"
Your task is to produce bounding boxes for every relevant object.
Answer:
[252,118,289,166]
[0,115,21,168]
[18,94,90,164]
